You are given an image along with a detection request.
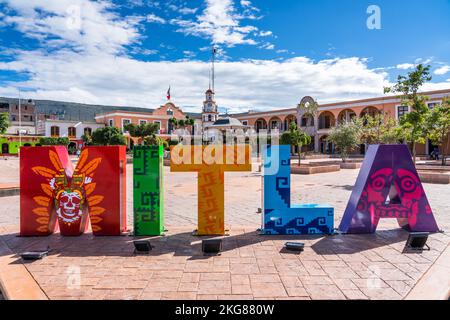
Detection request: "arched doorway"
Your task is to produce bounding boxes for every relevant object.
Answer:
[319,135,333,154]
[284,114,297,131]
[268,116,282,131]
[318,111,336,130]
[360,106,380,118]
[300,114,314,127]
[337,109,356,124]
[68,142,77,154]
[1,143,9,154]
[255,118,267,132]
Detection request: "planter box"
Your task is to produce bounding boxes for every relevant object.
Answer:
[340,162,362,169]
[418,171,450,184]
[291,164,340,174]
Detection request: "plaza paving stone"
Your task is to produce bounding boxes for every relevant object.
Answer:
[0,158,449,300]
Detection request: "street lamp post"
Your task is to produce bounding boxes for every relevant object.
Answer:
[18,89,22,154]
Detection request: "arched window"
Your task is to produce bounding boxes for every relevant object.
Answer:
[84,127,92,136]
[68,127,76,138]
[51,126,60,137]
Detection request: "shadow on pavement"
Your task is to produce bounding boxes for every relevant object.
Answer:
[0,227,410,264]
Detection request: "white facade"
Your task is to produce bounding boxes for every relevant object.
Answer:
[44,120,104,139]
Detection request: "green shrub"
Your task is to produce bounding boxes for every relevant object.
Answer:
[38,137,70,146]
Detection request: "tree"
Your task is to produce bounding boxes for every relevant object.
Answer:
[169,116,195,129]
[124,122,159,145]
[327,120,362,162]
[0,112,9,134]
[426,97,450,165]
[81,133,93,146]
[384,64,432,164]
[144,136,169,149]
[38,137,70,146]
[91,126,126,146]
[361,113,402,145]
[280,122,311,166]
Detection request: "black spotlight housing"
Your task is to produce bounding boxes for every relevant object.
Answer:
[20,247,51,261]
[20,251,48,261]
[404,232,430,252]
[202,238,222,255]
[133,240,152,254]
[285,242,305,252]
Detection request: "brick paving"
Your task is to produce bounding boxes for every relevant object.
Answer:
[0,158,449,300]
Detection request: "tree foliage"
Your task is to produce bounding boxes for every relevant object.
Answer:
[426,97,450,165]
[327,120,362,162]
[0,112,9,134]
[38,137,70,146]
[91,126,126,146]
[280,122,311,166]
[384,64,432,163]
[361,113,403,145]
[124,122,160,145]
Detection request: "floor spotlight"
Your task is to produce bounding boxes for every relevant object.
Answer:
[285,242,305,252]
[202,238,222,255]
[133,240,152,254]
[20,247,51,261]
[404,232,430,252]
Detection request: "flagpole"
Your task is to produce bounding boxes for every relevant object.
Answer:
[212,46,215,92]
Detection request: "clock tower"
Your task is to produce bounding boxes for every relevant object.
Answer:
[202,88,219,129]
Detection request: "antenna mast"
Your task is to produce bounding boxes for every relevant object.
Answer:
[211,46,216,92]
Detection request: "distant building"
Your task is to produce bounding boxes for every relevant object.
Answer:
[230,88,450,156]
[44,119,105,150]
[3,99,39,135]
[94,102,200,148]
[203,116,250,143]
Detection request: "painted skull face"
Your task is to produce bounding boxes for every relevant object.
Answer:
[56,190,83,223]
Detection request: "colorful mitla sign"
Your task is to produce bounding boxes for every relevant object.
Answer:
[170,144,251,235]
[20,146,127,236]
[339,144,439,233]
[133,145,164,236]
[262,145,334,234]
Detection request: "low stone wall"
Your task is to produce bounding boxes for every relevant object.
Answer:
[291,164,341,175]
[307,160,362,170]
[418,171,450,184]
[340,162,362,169]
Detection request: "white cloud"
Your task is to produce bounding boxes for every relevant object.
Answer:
[434,65,450,75]
[146,14,166,24]
[178,7,198,15]
[260,42,275,50]
[259,30,272,37]
[0,0,448,115]
[0,0,140,54]
[171,0,262,47]
[0,48,402,113]
[396,63,415,70]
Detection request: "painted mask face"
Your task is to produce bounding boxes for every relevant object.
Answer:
[56,190,83,223]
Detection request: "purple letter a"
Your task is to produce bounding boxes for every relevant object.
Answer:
[339,144,439,234]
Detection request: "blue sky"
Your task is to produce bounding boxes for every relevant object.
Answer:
[0,0,449,113]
